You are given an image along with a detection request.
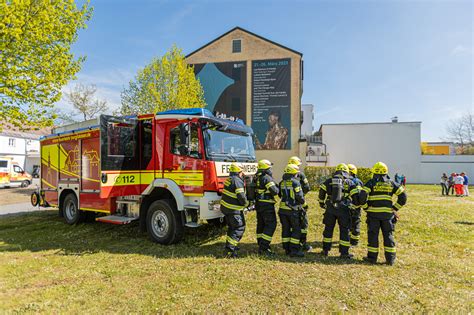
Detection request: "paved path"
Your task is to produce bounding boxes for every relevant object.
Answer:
[0,202,55,216]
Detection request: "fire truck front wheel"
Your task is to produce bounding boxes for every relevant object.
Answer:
[146,200,184,245]
[63,193,84,225]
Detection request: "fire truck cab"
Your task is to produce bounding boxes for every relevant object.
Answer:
[34,108,257,244]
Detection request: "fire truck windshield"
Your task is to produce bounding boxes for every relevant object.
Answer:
[203,129,256,162]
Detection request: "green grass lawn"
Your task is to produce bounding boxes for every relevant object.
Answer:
[1,185,473,312]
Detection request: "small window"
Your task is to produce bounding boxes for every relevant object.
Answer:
[232,39,241,53]
[107,122,136,157]
[170,124,201,158]
[13,165,23,173]
[0,160,8,168]
[8,138,15,147]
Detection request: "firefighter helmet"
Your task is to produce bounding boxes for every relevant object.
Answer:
[288,156,302,166]
[258,159,273,170]
[335,163,349,173]
[347,164,357,175]
[229,163,243,173]
[284,164,300,174]
[372,162,389,175]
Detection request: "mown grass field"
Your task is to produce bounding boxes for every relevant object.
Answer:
[1,185,473,313]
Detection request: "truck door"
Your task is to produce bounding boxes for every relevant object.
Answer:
[100,115,139,198]
[163,121,205,196]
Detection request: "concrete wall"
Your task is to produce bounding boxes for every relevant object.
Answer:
[301,104,314,136]
[186,28,303,179]
[419,155,474,184]
[321,122,422,182]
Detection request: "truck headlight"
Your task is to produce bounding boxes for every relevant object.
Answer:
[208,200,221,211]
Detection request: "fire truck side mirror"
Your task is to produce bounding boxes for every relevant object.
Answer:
[179,123,189,144]
[101,173,107,184]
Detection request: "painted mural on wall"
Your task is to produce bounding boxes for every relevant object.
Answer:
[192,61,247,122]
[251,58,291,150]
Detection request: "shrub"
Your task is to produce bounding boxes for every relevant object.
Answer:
[304,166,372,190]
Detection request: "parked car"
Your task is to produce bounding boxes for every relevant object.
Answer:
[0,157,33,188]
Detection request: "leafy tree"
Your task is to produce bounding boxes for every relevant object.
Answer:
[120,45,205,115]
[65,84,108,121]
[0,0,92,130]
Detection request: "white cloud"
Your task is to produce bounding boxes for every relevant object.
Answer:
[451,45,471,56]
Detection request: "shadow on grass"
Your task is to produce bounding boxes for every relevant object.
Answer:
[0,210,365,265]
[454,221,474,225]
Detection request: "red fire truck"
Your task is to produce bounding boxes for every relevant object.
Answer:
[32,108,257,244]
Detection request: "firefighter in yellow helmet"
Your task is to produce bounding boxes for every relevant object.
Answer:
[288,156,312,251]
[359,162,407,265]
[318,163,361,259]
[220,163,249,258]
[255,159,279,256]
[347,163,364,246]
[278,163,306,257]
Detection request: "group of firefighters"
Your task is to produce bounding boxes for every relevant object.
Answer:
[220,157,407,265]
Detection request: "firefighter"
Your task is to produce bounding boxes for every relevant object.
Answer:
[318,163,361,259]
[278,163,306,257]
[360,162,407,265]
[347,163,364,246]
[288,156,312,251]
[255,159,279,256]
[220,163,249,258]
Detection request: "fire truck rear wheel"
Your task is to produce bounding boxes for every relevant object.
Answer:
[63,193,84,225]
[21,180,30,188]
[146,199,184,245]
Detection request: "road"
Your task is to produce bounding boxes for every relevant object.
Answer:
[0,179,55,216]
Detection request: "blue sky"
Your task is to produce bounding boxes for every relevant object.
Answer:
[64,0,473,141]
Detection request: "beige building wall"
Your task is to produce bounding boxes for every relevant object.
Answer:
[186,28,304,178]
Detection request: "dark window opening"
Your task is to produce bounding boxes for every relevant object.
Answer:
[232,39,241,53]
[170,124,201,159]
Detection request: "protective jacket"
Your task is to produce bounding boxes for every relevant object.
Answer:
[318,172,361,209]
[220,173,248,214]
[279,174,305,214]
[255,169,279,208]
[297,172,310,194]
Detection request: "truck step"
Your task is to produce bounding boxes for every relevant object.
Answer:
[96,215,138,225]
[184,222,201,228]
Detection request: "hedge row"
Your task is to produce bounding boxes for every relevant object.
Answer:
[304,166,373,190]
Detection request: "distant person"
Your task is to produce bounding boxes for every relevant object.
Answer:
[461,172,469,196]
[401,174,406,186]
[394,173,402,184]
[448,173,455,195]
[454,173,465,197]
[440,173,449,195]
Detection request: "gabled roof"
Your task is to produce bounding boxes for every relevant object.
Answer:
[186,26,303,58]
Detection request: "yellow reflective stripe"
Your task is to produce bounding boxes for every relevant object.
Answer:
[350,233,360,240]
[290,238,300,244]
[294,186,301,192]
[258,199,275,203]
[362,203,368,210]
[81,207,110,214]
[320,184,327,191]
[279,203,292,210]
[282,237,290,242]
[385,246,396,253]
[368,195,393,201]
[367,207,393,213]
[350,188,359,196]
[256,233,263,239]
[395,186,405,195]
[265,181,275,189]
[323,237,332,243]
[362,187,371,193]
[301,229,308,234]
[235,187,244,193]
[261,234,272,242]
[393,202,402,210]
[368,246,379,252]
[220,200,245,211]
[222,189,237,198]
[339,240,350,247]
[226,236,239,246]
[256,189,266,193]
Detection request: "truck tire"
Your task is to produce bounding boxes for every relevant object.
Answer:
[146,199,184,245]
[21,180,30,188]
[62,193,84,225]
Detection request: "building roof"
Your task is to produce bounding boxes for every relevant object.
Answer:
[0,126,51,140]
[186,26,303,58]
[319,121,422,131]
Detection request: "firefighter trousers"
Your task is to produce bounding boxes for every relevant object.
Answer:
[350,207,361,245]
[224,211,246,253]
[256,205,277,251]
[300,210,309,246]
[367,216,396,263]
[322,207,351,255]
[279,211,302,254]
